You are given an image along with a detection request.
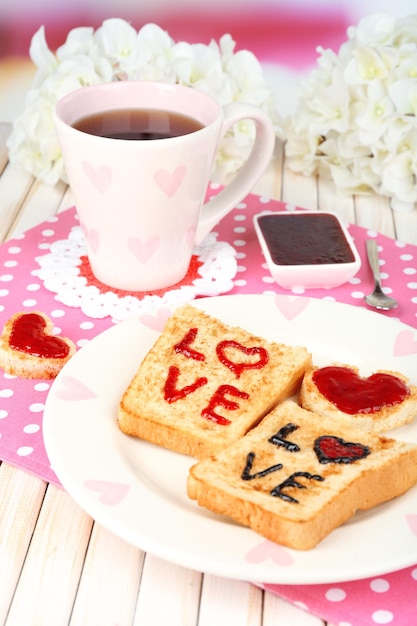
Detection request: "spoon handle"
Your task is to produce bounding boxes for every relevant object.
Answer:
[366,239,381,284]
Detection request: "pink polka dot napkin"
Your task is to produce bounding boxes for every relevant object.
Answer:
[1,187,417,626]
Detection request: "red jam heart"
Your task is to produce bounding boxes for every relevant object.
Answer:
[216,340,269,378]
[9,313,70,359]
[312,366,410,414]
[314,435,371,464]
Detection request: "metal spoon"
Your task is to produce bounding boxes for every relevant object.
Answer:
[364,239,398,310]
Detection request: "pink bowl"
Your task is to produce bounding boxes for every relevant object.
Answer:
[253,210,361,289]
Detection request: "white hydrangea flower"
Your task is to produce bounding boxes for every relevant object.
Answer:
[7,19,280,186]
[284,11,417,211]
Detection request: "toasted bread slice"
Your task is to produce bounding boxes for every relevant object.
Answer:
[300,364,417,433]
[187,400,417,550]
[118,304,312,458]
[0,311,76,379]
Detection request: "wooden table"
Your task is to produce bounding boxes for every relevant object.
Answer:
[0,121,416,626]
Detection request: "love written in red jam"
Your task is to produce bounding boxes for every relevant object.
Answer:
[164,326,268,424]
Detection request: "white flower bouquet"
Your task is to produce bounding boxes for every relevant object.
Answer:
[7,18,280,187]
[284,12,417,211]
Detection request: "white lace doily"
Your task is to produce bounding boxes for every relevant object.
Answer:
[34,226,237,321]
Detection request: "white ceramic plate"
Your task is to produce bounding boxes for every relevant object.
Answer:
[43,294,417,584]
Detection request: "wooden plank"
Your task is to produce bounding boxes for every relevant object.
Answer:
[134,554,202,626]
[6,485,93,626]
[197,575,262,626]
[392,209,417,246]
[70,523,145,626]
[354,193,396,240]
[0,164,34,243]
[263,590,325,625]
[281,168,318,211]
[0,465,46,624]
[317,176,356,224]
[7,178,67,238]
[0,123,11,174]
[252,138,284,202]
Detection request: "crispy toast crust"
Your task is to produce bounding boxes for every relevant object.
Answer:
[187,400,417,550]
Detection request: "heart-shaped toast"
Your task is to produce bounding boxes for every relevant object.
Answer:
[0,311,76,379]
[312,366,410,414]
[300,364,417,432]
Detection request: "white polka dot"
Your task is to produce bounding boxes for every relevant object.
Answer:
[7,246,22,254]
[50,309,65,318]
[370,578,390,593]
[351,291,365,299]
[372,609,394,624]
[236,265,247,273]
[29,403,44,413]
[80,321,94,330]
[325,588,346,602]
[77,339,90,348]
[234,214,247,221]
[234,279,247,287]
[404,267,417,275]
[4,260,17,267]
[411,567,417,580]
[259,196,271,203]
[0,289,10,297]
[262,276,275,284]
[349,277,361,284]
[407,282,417,289]
[41,229,56,237]
[0,389,13,398]
[26,283,41,291]
[17,446,33,457]
[0,274,13,282]
[233,239,247,247]
[236,202,247,209]
[37,243,51,250]
[34,382,50,392]
[235,252,247,259]
[22,299,37,307]
[233,227,246,234]
[400,253,413,261]
[0,410,8,418]
[23,424,40,434]
[292,286,306,294]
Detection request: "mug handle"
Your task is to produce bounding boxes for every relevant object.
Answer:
[195,103,276,244]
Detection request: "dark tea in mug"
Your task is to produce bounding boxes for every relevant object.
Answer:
[72,108,204,140]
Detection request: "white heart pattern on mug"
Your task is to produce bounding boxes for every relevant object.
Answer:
[154,165,186,198]
[127,236,161,264]
[82,161,113,194]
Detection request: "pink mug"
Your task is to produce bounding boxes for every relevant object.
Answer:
[54,81,275,291]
